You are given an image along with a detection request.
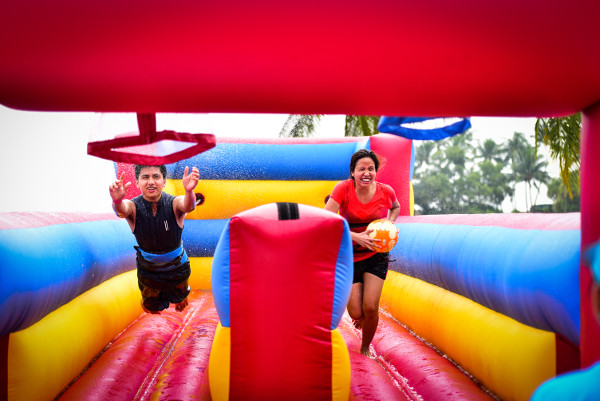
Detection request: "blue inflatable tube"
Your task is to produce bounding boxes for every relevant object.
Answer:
[390,222,580,344]
[0,220,136,337]
[378,117,472,140]
[182,219,229,257]
[165,141,368,181]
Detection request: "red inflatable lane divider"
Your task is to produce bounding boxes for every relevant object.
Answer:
[223,203,348,400]
[372,312,494,400]
[59,292,217,401]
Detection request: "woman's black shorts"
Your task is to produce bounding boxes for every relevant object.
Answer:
[353,252,389,284]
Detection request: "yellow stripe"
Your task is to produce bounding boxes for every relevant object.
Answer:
[331,329,351,401]
[189,257,213,290]
[381,270,555,401]
[208,323,231,401]
[166,179,337,219]
[207,326,349,400]
[409,181,415,216]
[8,270,140,401]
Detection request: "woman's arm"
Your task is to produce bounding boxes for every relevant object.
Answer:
[387,200,400,222]
[324,197,341,214]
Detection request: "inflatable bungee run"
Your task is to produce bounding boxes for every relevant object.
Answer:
[0,135,582,401]
[2,0,600,399]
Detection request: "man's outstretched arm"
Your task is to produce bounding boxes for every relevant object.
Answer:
[175,166,200,214]
[109,172,134,218]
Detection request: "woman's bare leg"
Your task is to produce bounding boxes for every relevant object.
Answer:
[359,273,384,357]
[347,282,364,327]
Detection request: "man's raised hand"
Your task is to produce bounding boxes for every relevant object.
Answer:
[109,172,131,202]
[182,166,200,192]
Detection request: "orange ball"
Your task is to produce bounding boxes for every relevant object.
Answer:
[366,218,399,253]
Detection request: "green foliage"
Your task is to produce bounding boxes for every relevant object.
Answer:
[535,114,581,198]
[478,160,513,207]
[279,115,321,137]
[413,173,455,214]
[344,116,380,137]
[415,141,435,169]
[413,131,552,214]
[505,132,529,210]
[477,139,505,163]
[512,146,550,211]
[279,115,576,214]
[413,132,505,214]
[547,171,580,212]
[279,114,380,137]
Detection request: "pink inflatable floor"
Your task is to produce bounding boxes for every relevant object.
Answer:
[58,292,493,400]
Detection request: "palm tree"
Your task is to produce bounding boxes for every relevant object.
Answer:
[476,139,505,163]
[415,141,435,171]
[278,115,380,137]
[278,115,322,137]
[505,132,528,162]
[514,147,550,211]
[344,115,380,137]
[535,113,581,198]
[478,160,512,210]
[505,132,529,210]
[547,170,580,212]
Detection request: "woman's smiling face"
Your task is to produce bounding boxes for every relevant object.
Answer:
[352,157,377,188]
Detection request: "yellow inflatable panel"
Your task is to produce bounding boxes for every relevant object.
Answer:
[189,256,213,291]
[208,324,350,401]
[409,181,414,216]
[381,271,555,401]
[208,323,231,401]
[331,328,351,401]
[8,270,141,401]
[165,179,337,219]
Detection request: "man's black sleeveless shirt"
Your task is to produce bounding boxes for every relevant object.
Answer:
[132,193,183,253]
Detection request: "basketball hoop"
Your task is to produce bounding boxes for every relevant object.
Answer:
[87,113,216,164]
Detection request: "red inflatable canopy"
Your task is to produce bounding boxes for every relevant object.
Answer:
[1,0,599,116]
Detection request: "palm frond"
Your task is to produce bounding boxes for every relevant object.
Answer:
[344,115,380,137]
[279,115,322,137]
[535,113,581,198]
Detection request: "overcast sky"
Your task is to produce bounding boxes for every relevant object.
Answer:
[0,106,549,213]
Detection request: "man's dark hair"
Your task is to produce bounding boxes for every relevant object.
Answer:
[134,165,167,181]
[349,149,380,174]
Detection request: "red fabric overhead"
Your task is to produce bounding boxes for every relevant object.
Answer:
[1,1,599,116]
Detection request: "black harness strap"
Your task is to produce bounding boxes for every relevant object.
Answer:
[277,202,300,220]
